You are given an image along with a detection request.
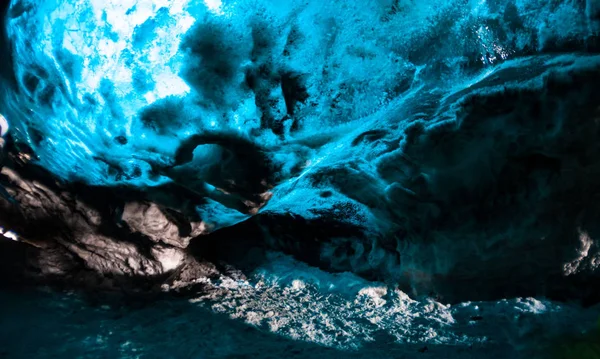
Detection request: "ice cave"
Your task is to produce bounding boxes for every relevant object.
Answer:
[0,0,600,357]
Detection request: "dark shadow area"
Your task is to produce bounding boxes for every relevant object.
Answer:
[0,0,16,87]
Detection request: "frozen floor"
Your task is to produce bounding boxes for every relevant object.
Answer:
[1,254,599,359]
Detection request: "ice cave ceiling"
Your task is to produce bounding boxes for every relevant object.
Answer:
[1,0,600,357]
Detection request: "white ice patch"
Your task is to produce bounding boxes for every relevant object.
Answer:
[151,247,185,272]
[563,228,595,275]
[1,229,19,242]
[0,114,8,137]
[204,0,223,15]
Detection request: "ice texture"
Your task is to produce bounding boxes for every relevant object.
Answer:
[2,0,600,290]
[3,0,598,183]
[3,0,600,295]
[1,0,600,356]
[1,253,600,358]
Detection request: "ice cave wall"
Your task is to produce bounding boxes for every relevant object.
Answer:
[3,0,599,187]
[0,0,600,302]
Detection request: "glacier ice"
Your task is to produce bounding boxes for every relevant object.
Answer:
[3,0,598,186]
[2,0,600,298]
[1,0,600,357]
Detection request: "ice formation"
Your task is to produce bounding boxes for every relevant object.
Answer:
[1,0,600,357]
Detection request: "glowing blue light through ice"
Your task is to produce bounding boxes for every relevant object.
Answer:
[2,0,598,190]
[2,0,202,185]
[1,2,600,352]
